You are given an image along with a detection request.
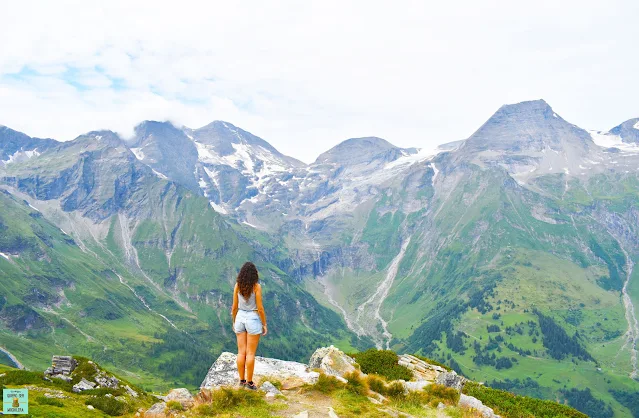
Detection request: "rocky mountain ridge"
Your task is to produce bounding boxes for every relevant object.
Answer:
[2,99,639,417]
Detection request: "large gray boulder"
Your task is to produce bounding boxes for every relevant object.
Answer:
[308,346,357,377]
[435,371,467,392]
[200,352,319,390]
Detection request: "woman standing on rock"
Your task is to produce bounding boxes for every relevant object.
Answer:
[231,261,268,390]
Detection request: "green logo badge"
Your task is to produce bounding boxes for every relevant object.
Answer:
[3,388,28,414]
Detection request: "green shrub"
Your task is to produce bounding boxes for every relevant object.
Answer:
[166,400,184,411]
[204,387,265,411]
[384,381,406,398]
[85,396,130,416]
[364,374,406,398]
[71,357,99,384]
[463,382,587,418]
[308,373,346,394]
[424,383,460,406]
[0,370,45,385]
[34,396,64,407]
[365,374,386,394]
[344,371,368,396]
[351,349,413,381]
[81,387,125,397]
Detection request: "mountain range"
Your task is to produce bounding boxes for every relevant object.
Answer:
[1,99,639,416]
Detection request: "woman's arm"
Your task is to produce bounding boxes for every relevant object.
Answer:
[255,284,268,336]
[232,283,239,323]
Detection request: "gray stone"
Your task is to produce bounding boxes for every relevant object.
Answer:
[437,402,446,409]
[87,405,94,410]
[259,381,282,398]
[72,378,96,393]
[435,371,467,392]
[200,352,319,389]
[51,374,72,382]
[144,402,167,418]
[459,394,501,418]
[328,406,339,417]
[308,346,357,377]
[94,372,119,389]
[165,388,194,408]
[125,385,139,398]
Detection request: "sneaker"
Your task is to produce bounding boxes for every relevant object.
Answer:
[246,381,257,390]
[239,379,247,387]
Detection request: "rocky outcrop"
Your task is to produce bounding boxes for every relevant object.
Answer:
[398,354,446,381]
[308,346,357,377]
[72,378,96,393]
[200,352,319,390]
[44,355,77,378]
[436,371,467,392]
[459,393,501,418]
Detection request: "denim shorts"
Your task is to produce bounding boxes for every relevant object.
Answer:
[234,310,262,335]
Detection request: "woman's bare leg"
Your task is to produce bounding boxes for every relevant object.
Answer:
[246,334,261,382]
[236,332,247,380]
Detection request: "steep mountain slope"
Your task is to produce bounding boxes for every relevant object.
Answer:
[1,99,638,416]
[0,129,359,390]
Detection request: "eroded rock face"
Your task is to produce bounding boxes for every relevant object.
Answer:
[308,346,357,377]
[435,371,467,392]
[398,354,445,381]
[200,352,319,389]
[459,394,501,418]
[72,378,96,393]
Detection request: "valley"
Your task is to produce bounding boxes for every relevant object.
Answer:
[1,101,639,416]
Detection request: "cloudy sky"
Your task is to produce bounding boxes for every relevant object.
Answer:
[1,0,637,162]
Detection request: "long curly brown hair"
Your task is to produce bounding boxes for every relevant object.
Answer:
[237,262,259,300]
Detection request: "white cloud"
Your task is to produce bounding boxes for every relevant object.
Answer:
[0,0,638,162]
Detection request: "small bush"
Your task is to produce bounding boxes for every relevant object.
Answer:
[34,396,64,407]
[344,371,368,396]
[366,375,386,394]
[82,387,125,397]
[424,383,460,406]
[309,373,346,394]
[0,370,45,385]
[351,349,413,381]
[463,381,587,418]
[166,400,184,411]
[205,387,265,411]
[384,381,407,398]
[85,396,130,416]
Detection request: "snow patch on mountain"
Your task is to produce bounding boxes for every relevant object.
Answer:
[210,201,228,215]
[152,169,168,180]
[3,148,40,164]
[634,121,639,130]
[590,130,639,154]
[130,147,145,160]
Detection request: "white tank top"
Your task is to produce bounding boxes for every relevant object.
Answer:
[238,288,257,311]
